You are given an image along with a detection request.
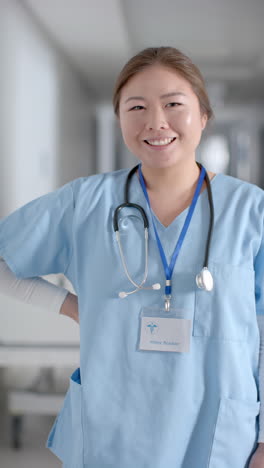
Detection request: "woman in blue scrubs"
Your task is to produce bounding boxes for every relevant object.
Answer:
[0,46,264,468]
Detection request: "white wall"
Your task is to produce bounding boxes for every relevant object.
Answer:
[0,0,95,215]
[55,56,96,185]
[0,1,95,386]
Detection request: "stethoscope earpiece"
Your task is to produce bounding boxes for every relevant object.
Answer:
[118,283,161,299]
[196,267,214,292]
[119,292,128,299]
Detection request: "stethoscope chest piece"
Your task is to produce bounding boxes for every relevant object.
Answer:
[196,267,214,292]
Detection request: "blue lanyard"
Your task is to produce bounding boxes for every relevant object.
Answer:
[138,163,206,298]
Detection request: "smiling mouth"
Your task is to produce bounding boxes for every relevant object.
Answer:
[144,137,176,146]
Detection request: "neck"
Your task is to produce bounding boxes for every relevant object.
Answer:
[140,160,201,195]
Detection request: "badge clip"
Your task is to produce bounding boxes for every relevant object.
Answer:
[164,294,171,312]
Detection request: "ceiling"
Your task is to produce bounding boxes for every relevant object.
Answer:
[23,0,264,103]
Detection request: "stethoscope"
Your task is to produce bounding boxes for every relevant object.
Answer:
[113,162,214,310]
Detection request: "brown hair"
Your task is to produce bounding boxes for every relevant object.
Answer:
[113,46,213,121]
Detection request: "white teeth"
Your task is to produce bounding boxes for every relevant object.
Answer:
[146,137,175,146]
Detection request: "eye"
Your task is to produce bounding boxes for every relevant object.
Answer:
[166,102,182,108]
[129,105,144,111]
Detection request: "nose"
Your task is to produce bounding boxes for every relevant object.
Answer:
[146,107,169,130]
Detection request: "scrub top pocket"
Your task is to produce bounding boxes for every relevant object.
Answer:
[193,262,255,341]
[208,397,260,468]
[46,368,84,467]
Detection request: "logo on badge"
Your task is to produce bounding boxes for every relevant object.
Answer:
[146,321,159,335]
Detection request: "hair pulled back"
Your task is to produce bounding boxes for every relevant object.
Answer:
[113,46,213,121]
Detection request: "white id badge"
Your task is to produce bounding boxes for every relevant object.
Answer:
[138,307,192,353]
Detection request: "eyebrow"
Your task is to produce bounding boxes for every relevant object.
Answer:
[124,92,186,104]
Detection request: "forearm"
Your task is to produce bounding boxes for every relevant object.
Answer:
[59,292,79,323]
[0,257,68,312]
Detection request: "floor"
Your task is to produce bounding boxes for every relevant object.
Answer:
[0,389,62,468]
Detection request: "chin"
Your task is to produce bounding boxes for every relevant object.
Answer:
[142,157,183,170]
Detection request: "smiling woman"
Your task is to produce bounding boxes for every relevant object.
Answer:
[113,47,215,225]
[0,46,264,468]
[118,66,207,172]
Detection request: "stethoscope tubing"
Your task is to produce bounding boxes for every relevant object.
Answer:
[113,162,214,297]
[198,162,214,268]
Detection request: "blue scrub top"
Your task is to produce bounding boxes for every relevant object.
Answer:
[0,168,264,468]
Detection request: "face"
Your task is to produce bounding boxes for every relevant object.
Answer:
[118,65,208,170]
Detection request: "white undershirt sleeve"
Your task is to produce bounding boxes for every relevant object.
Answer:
[257,314,264,442]
[0,257,69,313]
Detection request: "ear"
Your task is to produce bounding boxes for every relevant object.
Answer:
[201,113,208,130]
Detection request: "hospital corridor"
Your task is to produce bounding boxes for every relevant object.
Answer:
[0,1,264,467]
